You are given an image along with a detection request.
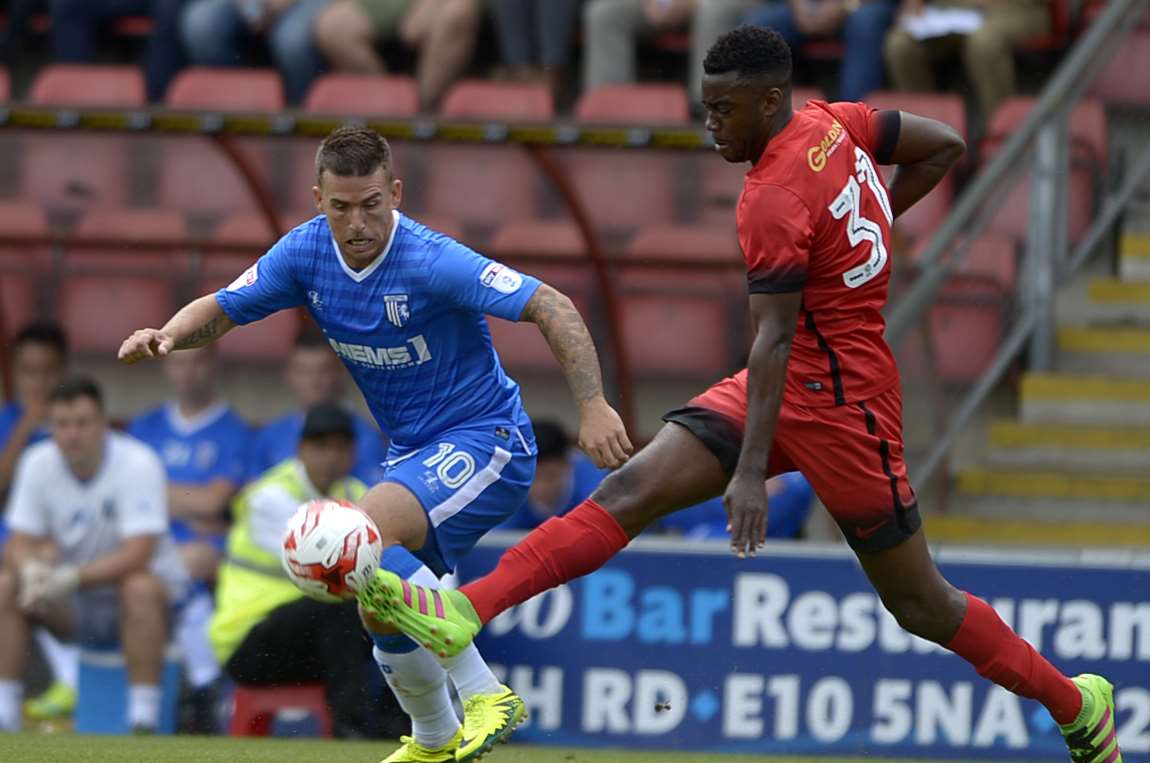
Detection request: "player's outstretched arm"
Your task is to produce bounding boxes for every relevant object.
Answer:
[117,294,236,364]
[725,291,802,558]
[520,284,633,469]
[884,111,966,219]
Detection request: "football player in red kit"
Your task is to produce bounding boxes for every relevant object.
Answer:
[360,26,1121,762]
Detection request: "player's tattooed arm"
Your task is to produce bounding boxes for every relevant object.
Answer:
[884,111,966,219]
[118,294,235,363]
[521,284,634,468]
[726,291,803,559]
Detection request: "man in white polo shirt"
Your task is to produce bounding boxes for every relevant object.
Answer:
[0,377,187,733]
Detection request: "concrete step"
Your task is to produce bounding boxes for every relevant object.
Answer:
[985,419,1150,472]
[957,466,1150,504]
[1020,372,1150,425]
[926,513,1150,548]
[1088,278,1150,304]
[1056,325,1150,375]
[1120,232,1150,280]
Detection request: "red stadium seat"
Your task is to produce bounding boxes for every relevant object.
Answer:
[697,88,824,225]
[28,64,145,106]
[619,225,744,377]
[0,202,51,335]
[424,81,553,228]
[864,92,967,242]
[60,210,188,354]
[920,234,1017,384]
[160,69,283,217]
[566,85,692,232]
[305,74,420,116]
[230,684,332,737]
[576,84,690,124]
[0,68,9,102]
[982,97,1107,243]
[1090,30,1150,107]
[199,214,300,361]
[23,66,146,209]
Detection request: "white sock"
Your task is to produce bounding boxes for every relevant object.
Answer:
[0,680,23,732]
[405,565,502,700]
[439,644,503,700]
[35,630,78,690]
[373,645,459,749]
[127,684,161,730]
[176,592,220,688]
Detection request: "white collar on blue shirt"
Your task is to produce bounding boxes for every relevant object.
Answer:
[330,209,401,284]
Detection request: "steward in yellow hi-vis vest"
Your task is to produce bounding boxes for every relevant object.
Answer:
[207,404,399,738]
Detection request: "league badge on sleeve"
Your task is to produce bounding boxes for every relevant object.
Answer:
[384,294,411,328]
[480,263,524,294]
[226,262,259,292]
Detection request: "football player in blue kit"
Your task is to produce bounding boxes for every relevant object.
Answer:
[118,125,632,763]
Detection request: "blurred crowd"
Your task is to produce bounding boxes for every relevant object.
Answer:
[0,319,814,736]
[1,0,1059,130]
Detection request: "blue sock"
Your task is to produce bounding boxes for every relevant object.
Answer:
[372,632,419,654]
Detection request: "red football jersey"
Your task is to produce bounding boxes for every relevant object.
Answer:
[736,99,901,408]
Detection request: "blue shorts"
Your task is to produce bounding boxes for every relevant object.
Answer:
[169,519,227,553]
[384,422,536,576]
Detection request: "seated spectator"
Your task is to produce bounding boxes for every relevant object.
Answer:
[208,404,400,738]
[659,472,814,539]
[181,0,328,104]
[0,323,75,725]
[0,377,187,733]
[248,328,388,485]
[582,0,759,104]
[127,345,251,727]
[884,0,1049,128]
[313,0,482,110]
[48,0,191,102]
[498,419,607,531]
[491,0,580,101]
[0,323,67,499]
[743,0,897,101]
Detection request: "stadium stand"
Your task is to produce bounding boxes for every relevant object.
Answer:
[0,202,49,337]
[160,69,283,218]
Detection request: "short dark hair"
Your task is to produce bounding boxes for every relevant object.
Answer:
[703,25,792,82]
[315,125,392,183]
[532,419,571,463]
[13,322,68,357]
[50,376,103,410]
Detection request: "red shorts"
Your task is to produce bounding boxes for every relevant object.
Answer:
[663,369,920,552]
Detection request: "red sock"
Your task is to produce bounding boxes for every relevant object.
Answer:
[946,593,1082,724]
[462,499,629,624]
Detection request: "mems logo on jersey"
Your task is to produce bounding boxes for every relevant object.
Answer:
[480,263,523,294]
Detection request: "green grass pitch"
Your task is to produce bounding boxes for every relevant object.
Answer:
[0,734,977,763]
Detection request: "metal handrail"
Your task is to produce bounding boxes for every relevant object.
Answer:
[885,0,1146,346]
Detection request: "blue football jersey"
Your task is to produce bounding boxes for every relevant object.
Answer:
[216,213,542,450]
[248,410,388,485]
[127,402,252,486]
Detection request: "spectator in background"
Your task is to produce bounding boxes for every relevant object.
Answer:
[884,0,1049,128]
[248,328,388,485]
[491,0,580,101]
[0,377,186,733]
[659,472,814,539]
[0,323,67,499]
[48,0,191,102]
[498,419,606,530]
[582,0,757,104]
[181,0,329,104]
[209,404,400,738]
[0,323,74,725]
[313,0,481,111]
[743,0,897,101]
[127,345,251,726]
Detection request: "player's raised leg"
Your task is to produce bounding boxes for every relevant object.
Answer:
[786,385,1121,763]
[358,418,731,657]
